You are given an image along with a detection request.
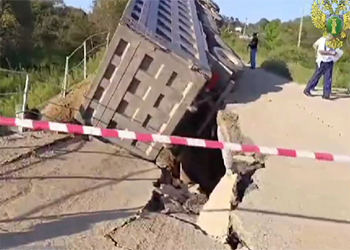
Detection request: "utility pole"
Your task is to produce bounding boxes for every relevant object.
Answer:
[297,4,305,47]
[243,17,248,36]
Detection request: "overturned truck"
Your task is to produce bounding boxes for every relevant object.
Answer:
[76,0,244,161]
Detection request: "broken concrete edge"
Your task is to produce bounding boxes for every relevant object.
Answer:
[195,172,253,250]
[103,191,184,247]
[104,109,262,250]
[197,110,267,249]
[104,166,231,248]
[229,173,255,250]
[104,190,162,247]
[228,211,255,250]
[196,172,236,240]
[105,208,238,250]
[104,213,142,248]
[195,173,257,250]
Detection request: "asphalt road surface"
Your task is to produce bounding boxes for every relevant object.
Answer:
[224,68,350,250]
[0,136,160,250]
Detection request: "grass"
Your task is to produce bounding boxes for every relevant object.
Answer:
[0,50,105,117]
[221,32,350,89]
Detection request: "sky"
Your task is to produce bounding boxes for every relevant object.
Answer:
[65,0,315,24]
[215,0,314,23]
[65,0,93,11]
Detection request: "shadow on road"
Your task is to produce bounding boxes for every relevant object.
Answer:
[0,139,86,177]
[260,59,293,81]
[0,175,157,183]
[225,60,292,105]
[0,167,156,224]
[312,89,350,100]
[0,165,157,249]
[0,208,139,249]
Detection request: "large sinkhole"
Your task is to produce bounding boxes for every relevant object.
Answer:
[169,102,226,195]
[159,100,264,199]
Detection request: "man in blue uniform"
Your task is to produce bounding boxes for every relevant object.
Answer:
[304,34,343,100]
[247,33,258,69]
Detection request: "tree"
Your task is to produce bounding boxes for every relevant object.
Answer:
[89,0,128,34]
[264,20,281,50]
[0,0,94,69]
[0,1,21,68]
[256,18,269,30]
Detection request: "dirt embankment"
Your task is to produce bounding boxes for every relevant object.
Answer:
[41,78,93,123]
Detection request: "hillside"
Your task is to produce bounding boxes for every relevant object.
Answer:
[221,16,350,89]
[0,0,127,118]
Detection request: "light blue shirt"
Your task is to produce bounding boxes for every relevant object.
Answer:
[315,37,334,65]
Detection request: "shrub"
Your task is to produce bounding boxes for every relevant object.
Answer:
[266,46,314,68]
[261,59,293,80]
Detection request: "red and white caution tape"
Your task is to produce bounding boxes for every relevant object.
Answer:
[1,116,350,163]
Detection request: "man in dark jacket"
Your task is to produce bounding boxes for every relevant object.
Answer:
[247,33,258,69]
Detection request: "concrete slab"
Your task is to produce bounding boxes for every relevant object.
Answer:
[197,173,238,241]
[224,69,350,250]
[108,213,232,250]
[0,137,160,250]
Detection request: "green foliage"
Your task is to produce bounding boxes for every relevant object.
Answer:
[90,0,128,33]
[0,50,105,117]
[256,18,269,30]
[267,46,315,68]
[264,20,281,50]
[221,15,350,90]
[0,0,127,117]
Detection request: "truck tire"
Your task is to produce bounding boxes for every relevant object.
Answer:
[212,46,244,71]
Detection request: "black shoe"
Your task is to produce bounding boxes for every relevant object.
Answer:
[303,90,313,97]
[322,95,331,100]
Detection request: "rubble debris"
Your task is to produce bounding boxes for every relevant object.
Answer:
[183,192,208,215]
[158,184,191,204]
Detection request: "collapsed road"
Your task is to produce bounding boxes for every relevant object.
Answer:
[0,130,243,250]
[2,0,246,248]
[2,67,350,250]
[223,68,350,250]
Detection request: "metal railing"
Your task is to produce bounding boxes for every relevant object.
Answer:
[61,31,110,97]
[0,68,29,132]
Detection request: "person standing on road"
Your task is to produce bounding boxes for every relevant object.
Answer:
[304,34,343,100]
[309,37,324,91]
[247,33,258,69]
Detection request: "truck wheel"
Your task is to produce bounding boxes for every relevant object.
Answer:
[212,46,244,71]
